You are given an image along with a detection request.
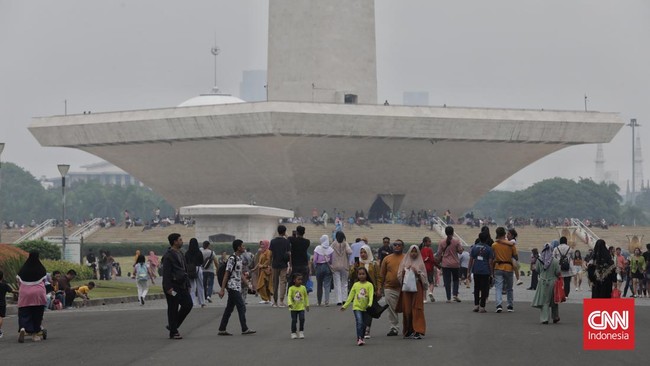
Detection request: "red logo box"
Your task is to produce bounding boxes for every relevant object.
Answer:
[583,298,635,350]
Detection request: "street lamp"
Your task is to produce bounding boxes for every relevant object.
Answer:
[628,119,641,204]
[0,143,5,243]
[58,164,70,260]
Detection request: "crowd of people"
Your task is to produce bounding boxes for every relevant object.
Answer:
[4,223,649,344]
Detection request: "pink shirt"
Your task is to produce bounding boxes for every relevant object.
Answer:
[437,238,461,268]
[17,279,47,307]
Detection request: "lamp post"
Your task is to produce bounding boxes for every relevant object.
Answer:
[58,164,70,260]
[0,143,5,244]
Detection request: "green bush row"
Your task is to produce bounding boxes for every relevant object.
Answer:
[16,240,61,260]
[81,242,243,257]
[42,259,94,281]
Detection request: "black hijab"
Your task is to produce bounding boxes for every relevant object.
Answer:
[17,251,47,282]
[593,239,613,266]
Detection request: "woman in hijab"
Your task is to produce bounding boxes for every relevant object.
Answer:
[185,238,206,307]
[397,245,428,339]
[147,251,159,284]
[587,239,617,298]
[16,251,48,342]
[531,243,561,324]
[255,240,274,304]
[331,231,352,306]
[313,235,334,306]
[348,244,380,338]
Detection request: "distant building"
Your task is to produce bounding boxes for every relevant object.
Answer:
[46,161,142,188]
[403,91,429,106]
[240,70,267,102]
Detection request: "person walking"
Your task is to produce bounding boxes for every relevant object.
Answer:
[218,240,256,336]
[573,250,585,292]
[253,240,274,304]
[331,231,352,306]
[587,239,617,298]
[491,227,518,313]
[147,251,159,285]
[528,248,540,290]
[436,226,463,303]
[348,244,379,338]
[378,240,405,336]
[420,237,436,302]
[340,267,374,346]
[468,232,494,313]
[397,245,428,339]
[162,233,192,340]
[553,237,575,298]
[15,251,48,343]
[630,247,646,298]
[200,241,218,302]
[289,226,311,283]
[185,238,206,308]
[287,273,309,339]
[532,244,561,324]
[132,254,151,305]
[313,235,334,306]
[270,225,291,308]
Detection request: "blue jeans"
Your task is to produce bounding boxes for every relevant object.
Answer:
[219,289,248,332]
[203,271,215,298]
[353,310,367,339]
[494,270,513,308]
[315,264,332,305]
[290,310,305,333]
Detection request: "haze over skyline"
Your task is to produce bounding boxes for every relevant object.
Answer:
[1,0,648,193]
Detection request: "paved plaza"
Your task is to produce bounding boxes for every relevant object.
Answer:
[2,278,648,365]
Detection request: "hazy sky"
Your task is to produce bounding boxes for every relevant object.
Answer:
[1,0,649,192]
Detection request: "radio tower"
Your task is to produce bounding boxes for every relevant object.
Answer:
[594,144,605,182]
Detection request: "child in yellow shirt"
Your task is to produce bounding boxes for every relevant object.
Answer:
[74,281,95,306]
[340,267,373,346]
[287,274,309,339]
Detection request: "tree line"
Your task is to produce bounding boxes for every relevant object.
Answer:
[0,162,174,225]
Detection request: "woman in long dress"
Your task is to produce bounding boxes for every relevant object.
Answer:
[185,238,206,307]
[531,244,561,324]
[147,251,159,284]
[397,245,428,339]
[331,231,352,306]
[255,240,274,304]
[16,251,48,343]
[587,239,617,298]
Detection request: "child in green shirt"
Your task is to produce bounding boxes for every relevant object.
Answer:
[340,267,374,346]
[288,273,309,339]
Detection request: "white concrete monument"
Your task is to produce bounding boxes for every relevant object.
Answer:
[29,1,624,222]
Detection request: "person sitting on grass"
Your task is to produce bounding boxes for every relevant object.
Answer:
[74,282,96,307]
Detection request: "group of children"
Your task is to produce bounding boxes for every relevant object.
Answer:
[287,267,374,346]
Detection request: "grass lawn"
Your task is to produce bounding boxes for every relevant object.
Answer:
[72,279,163,299]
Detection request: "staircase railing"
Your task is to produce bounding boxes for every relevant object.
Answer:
[14,219,56,243]
[570,218,599,248]
[69,218,101,239]
[431,217,469,247]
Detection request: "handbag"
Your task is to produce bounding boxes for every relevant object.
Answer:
[367,295,390,319]
[553,277,566,303]
[401,269,418,292]
[612,287,621,299]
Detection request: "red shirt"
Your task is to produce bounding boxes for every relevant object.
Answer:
[421,246,435,272]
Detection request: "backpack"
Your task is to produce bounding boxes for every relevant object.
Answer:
[559,247,571,272]
[136,263,149,281]
[217,255,236,288]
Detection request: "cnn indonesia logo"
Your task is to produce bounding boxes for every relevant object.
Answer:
[583,299,634,350]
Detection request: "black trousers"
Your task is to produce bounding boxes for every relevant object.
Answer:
[473,274,491,308]
[219,289,248,332]
[18,306,45,333]
[165,289,192,336]
[530,270,539,290]
[290,310,305,333]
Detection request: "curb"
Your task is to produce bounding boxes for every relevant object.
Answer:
[4,293,166,316]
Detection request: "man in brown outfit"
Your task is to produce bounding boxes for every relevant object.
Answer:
[378,240,405,336]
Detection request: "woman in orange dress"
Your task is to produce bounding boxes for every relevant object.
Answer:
[397,245,428,339]
[254,240,274,304]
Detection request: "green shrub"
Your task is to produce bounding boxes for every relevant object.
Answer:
[17,240,61,260]
[42,259,94,281]
[82,243,169,257]
[0,255,26,286]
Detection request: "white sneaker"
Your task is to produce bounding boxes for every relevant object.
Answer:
[298,331,305,339]
[516,279,524,286]
[291,333,298,339]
